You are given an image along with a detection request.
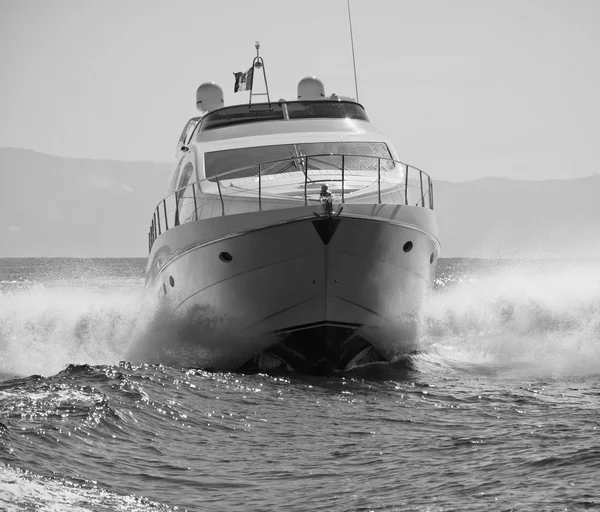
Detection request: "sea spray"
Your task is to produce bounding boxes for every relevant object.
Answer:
[2,257,600,378]
[0,282,148,376]
[420,259,600,375]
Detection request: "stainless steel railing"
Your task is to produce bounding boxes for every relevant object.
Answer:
[148,153,433,252]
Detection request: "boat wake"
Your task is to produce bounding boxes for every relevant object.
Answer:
[418,260,600,377]
[1,259,599,378]
[0,282,147,377]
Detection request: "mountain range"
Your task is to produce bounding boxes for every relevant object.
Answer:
[1,148,599,259]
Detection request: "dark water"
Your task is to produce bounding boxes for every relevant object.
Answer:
[1,258,599,511]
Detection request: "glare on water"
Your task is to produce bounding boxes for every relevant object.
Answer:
[1,257,599,511]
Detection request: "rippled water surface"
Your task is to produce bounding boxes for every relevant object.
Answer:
[1,257,599,511]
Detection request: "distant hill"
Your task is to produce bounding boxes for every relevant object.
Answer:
[0,148,169,257]
[1,148,599,258]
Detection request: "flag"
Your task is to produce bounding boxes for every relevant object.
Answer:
[233,67,254,93]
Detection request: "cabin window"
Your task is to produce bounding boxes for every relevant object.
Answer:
[177,117,201,148]
[204,142,394,181]
[168,160,183,193]
[169,161,195,194]
[177,163,194,192]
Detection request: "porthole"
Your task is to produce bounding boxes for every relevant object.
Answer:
[169,276,175,287]
[219,251,233,263]
[403,241,413,253]
[430,252,435,264]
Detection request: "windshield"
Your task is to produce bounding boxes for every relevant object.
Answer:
[197,101,369,132]
[204,142,394,180]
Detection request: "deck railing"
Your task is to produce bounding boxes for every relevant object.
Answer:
[148,154,433,252]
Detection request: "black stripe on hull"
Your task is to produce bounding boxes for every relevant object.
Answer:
[311,217,341,245]
[239,321,386,375]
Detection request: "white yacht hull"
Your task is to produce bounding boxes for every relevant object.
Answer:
[139,204,438,372]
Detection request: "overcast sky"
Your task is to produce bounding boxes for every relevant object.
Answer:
[1,0,599,181]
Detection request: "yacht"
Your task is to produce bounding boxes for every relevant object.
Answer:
[141,61,439,374]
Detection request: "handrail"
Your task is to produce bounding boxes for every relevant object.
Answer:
[377,158,381,203]
[215,177,225,215]
[303,156,308,206]
[156,153,431,205]
[148,153,434,252]
[341,154,345,204]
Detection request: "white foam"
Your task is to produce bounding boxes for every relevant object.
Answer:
[420,260,600,376]
[0,463,172,511]
[0,283,150,376]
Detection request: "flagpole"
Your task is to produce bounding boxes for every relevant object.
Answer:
[347,0,359,102]
[249,41,270,107]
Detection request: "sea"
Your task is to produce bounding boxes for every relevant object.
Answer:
[0,257,599,511]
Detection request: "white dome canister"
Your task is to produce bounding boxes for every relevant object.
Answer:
[196,83,224,113]
[297,77,325,100]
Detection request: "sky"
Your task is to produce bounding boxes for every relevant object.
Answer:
[1,0,599,182]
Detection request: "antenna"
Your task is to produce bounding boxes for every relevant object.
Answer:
[347,0,359,102]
